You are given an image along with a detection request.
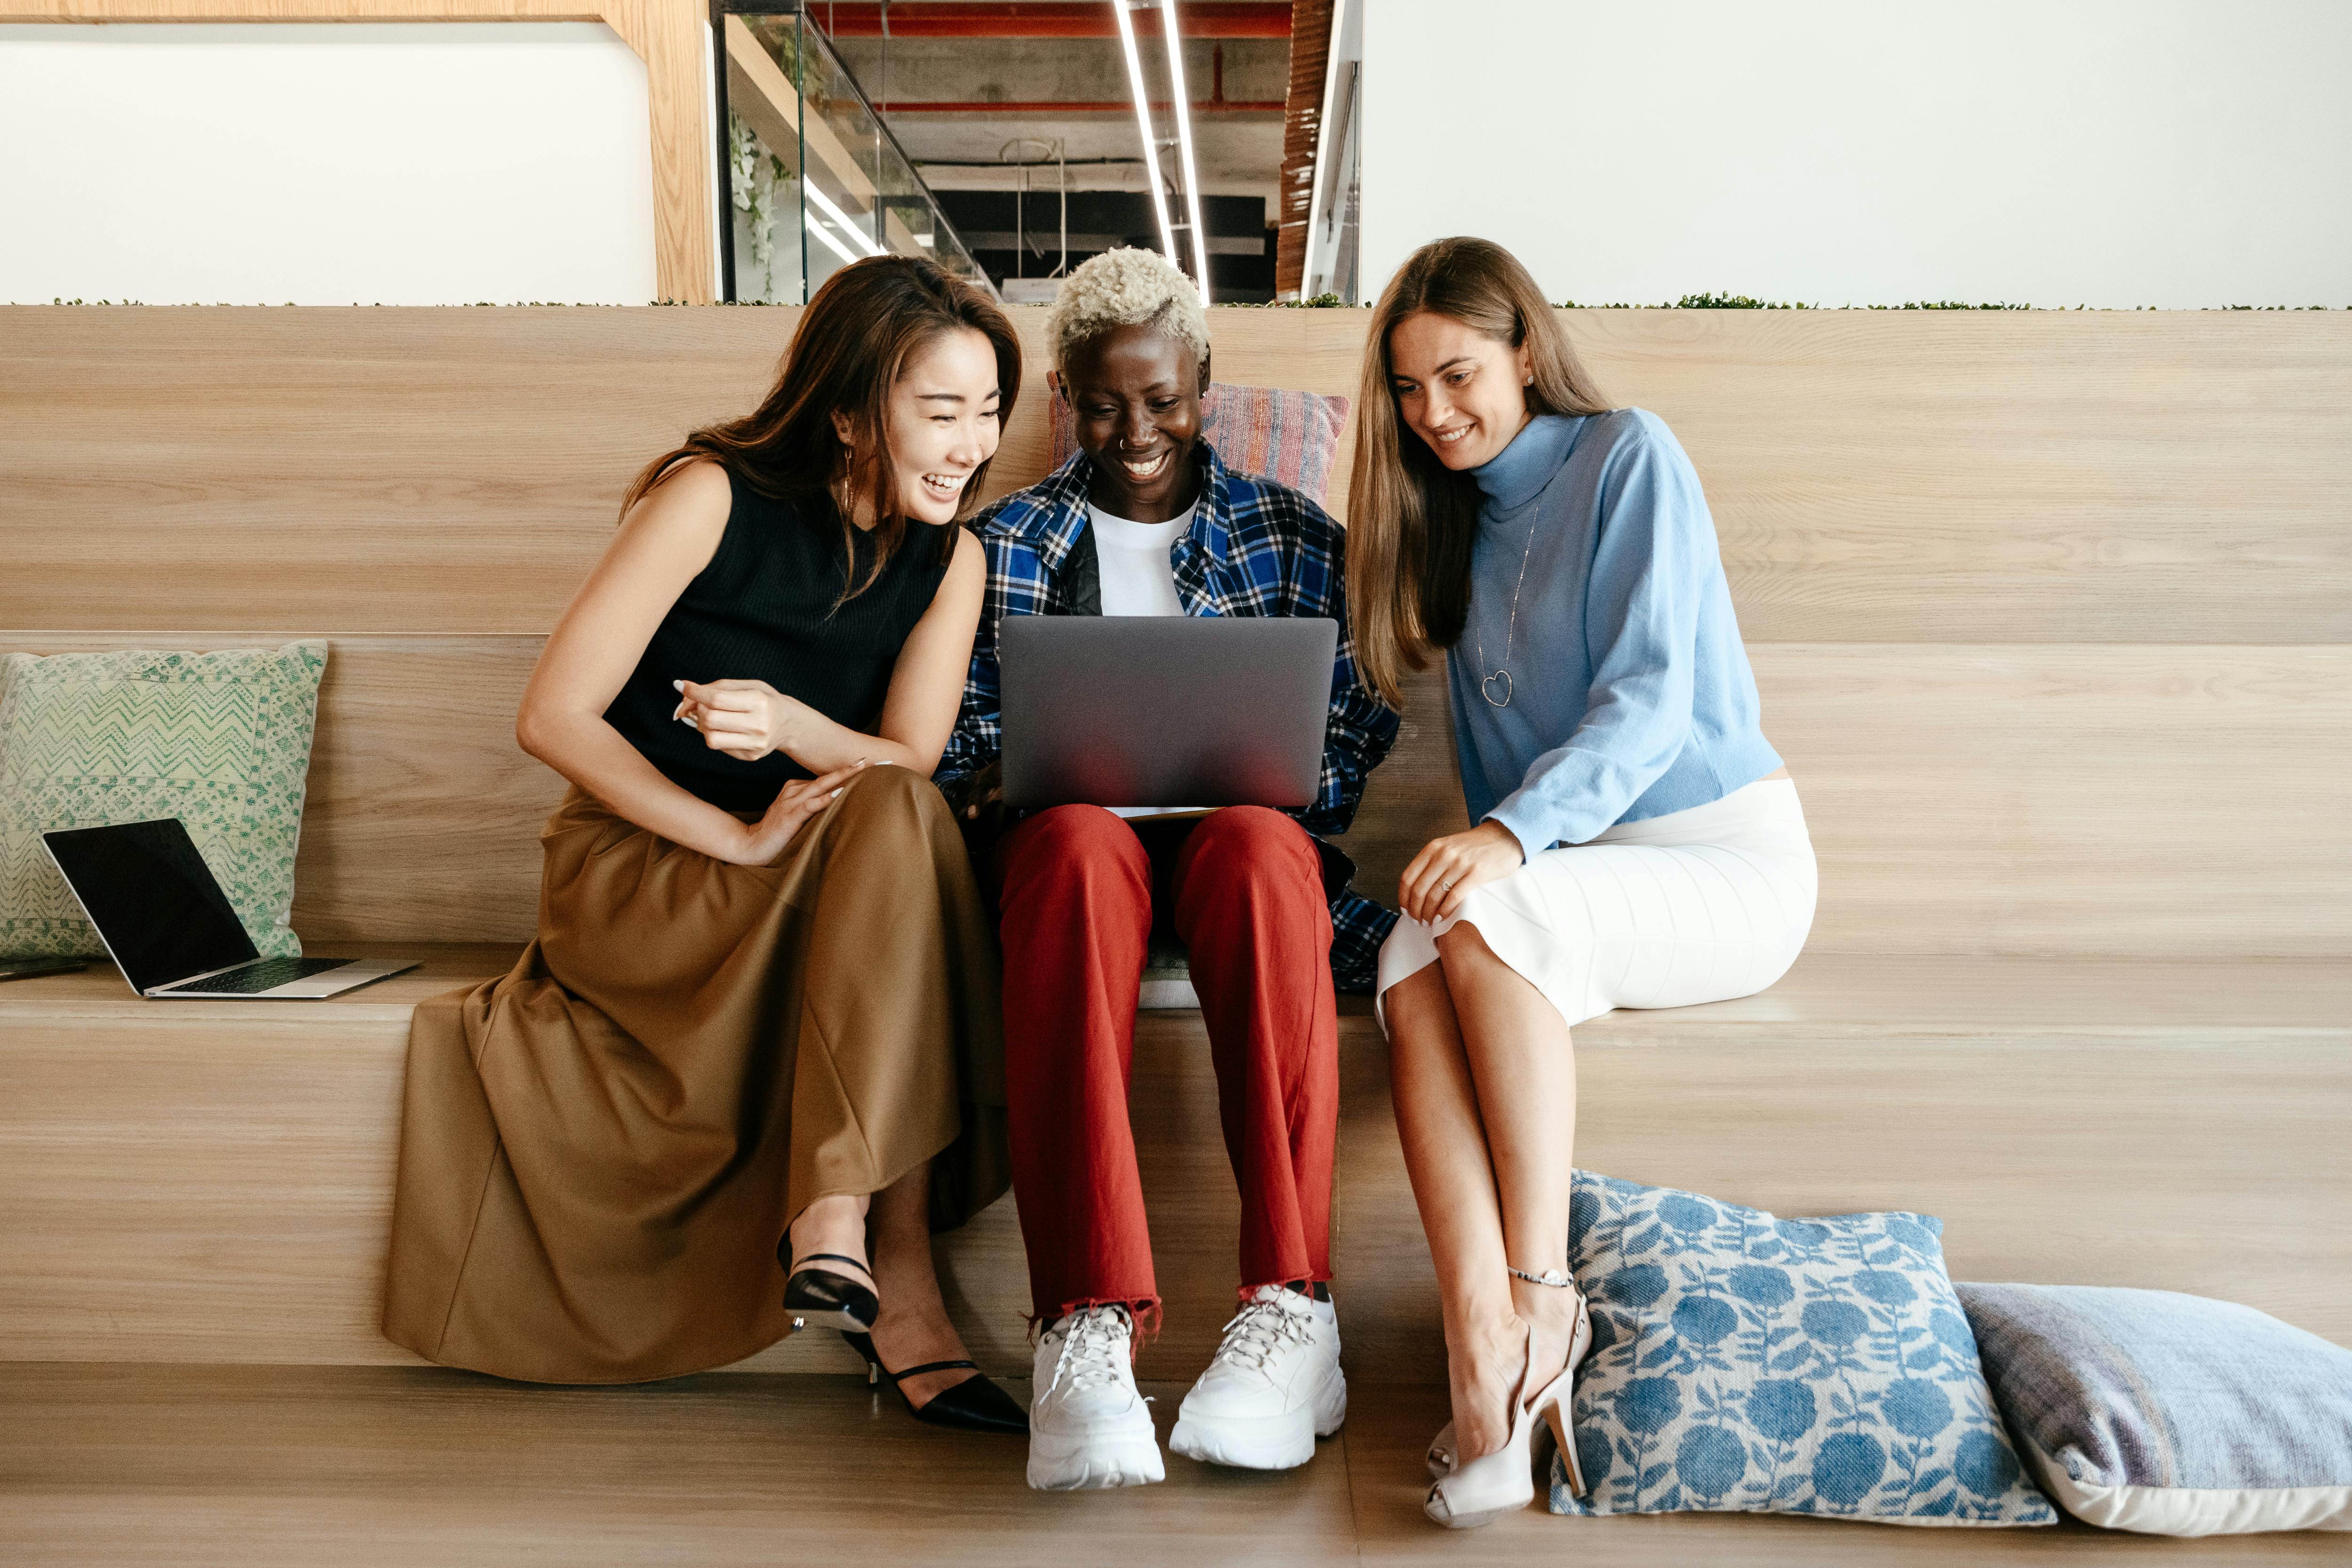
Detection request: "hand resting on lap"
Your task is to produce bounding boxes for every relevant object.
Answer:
[724,761,873,866]
[1398,819,1524,924]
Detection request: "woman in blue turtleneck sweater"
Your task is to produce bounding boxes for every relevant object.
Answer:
[1345,238,1818,1529]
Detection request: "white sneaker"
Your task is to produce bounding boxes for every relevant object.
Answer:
[1168,1286,1347,1471]
[1027,1305,1165,1491]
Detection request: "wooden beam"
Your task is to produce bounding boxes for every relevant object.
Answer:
[602,0,718,304]
[2,0,716,304]
[1275,0,1331,296]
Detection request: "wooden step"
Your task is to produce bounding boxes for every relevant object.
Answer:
[2,1362,2342,1566]
[9,307,2349,645]
[12,633,2347,962]
[4,948,2344,1377]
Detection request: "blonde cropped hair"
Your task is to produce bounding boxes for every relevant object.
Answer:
[1043,247,1210,377]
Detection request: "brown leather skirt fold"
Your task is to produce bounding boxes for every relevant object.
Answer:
[382,764,1008,1384]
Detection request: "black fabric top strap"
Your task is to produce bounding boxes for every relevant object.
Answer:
[790,1253,872,1275]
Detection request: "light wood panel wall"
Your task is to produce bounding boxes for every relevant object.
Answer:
[5,307,2346,1393]
[5,307,2347,641]
[5,633,559,943]
[1568,310,2352,645]
[7,952,2343,1370]
[4,306,2347,956]
[11,633,2341,957]
[4,946,2339,1373]
[1305,645,2352,960]
[2,0,715,303]
[0,964,1255,1372]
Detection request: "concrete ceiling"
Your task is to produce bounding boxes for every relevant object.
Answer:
[828,9,1290,213]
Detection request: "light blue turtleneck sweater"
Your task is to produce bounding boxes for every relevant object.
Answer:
[1450,409,1781,859]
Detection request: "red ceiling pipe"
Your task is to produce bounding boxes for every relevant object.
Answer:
[813,3,1293,39]
[878,99,1285,112]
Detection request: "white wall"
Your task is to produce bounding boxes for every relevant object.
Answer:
[1360,0,2352,308]
[0,24,657,306]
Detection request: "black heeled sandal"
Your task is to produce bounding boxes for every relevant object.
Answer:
[841,1331,1028,1435]
[779,1245,879,1334]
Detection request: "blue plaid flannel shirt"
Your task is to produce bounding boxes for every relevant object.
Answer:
[936,446,1401,992]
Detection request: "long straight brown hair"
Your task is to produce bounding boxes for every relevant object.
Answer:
[1346,237,1612,708]
[623,255,1020,602]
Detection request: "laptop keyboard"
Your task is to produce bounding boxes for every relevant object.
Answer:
[159,957,351,995]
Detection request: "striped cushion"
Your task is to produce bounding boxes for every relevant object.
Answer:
[1048,383,1350,505]
[1959,1284,2352,1536]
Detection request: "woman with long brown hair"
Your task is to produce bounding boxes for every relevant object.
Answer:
[384,255,1024,1435]
[1348,238,1817,1525]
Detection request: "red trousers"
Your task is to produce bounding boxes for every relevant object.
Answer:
[997,804,1339,1327]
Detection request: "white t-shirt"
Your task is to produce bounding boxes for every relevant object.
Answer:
[1089,501,1191,618]
[1088,501,1198,818]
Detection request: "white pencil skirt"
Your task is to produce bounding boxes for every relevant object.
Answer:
[1375,778,1818,1034]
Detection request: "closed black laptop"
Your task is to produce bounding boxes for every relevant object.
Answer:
[41,818,416,999]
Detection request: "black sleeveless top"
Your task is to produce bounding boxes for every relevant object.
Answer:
[604,470,956,812]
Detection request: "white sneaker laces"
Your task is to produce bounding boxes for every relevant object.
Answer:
[1211,1293,1313,1372]
[1046,1305,1132,1397]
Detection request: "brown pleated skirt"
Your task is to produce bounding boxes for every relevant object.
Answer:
[382,764,1009,1385]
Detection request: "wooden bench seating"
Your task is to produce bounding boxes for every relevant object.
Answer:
[3,307,2347,1438]
[7,940,2345,1384]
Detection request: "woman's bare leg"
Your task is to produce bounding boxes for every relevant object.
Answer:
[786,1192,872,1279]
[1386,963,1528,1463]
[865,1159,982,1408]
[1435,922,1579,1453]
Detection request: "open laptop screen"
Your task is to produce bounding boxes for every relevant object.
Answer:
[42,819,259,993]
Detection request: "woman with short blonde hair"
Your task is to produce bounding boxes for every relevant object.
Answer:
[937,246,1399,1491]
[1348,237,1817,1528]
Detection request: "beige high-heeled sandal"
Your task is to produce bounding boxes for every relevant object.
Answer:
[1422,1270,1591,1519]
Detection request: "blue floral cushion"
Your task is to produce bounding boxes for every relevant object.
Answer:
[1548,1172,2056,1527]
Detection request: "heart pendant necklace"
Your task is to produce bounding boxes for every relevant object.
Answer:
[1475,513,1540,708]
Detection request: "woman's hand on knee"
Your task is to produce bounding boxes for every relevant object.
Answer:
[729,762,869,865]
[1398,820,1523,924]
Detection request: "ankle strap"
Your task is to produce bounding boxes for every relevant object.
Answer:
[790,1252,872,1276]
[888,1358,977,1380]
[1508,1264,1574,1289]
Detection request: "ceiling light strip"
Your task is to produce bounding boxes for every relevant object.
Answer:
[1158,0,1212,302]
[1111,0,1182,272]
[803,215,864,267]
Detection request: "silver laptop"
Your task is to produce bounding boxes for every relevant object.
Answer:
[41,818,417,999]
[999,616,1335,810]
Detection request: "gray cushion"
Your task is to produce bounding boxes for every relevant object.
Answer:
[1959,1284,2352,1535]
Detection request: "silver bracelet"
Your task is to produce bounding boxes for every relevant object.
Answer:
[1508,1264,1575,1289]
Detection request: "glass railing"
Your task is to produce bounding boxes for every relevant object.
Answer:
[716,3,993,304]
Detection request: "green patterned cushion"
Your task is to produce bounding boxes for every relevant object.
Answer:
[0,642,328,960]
